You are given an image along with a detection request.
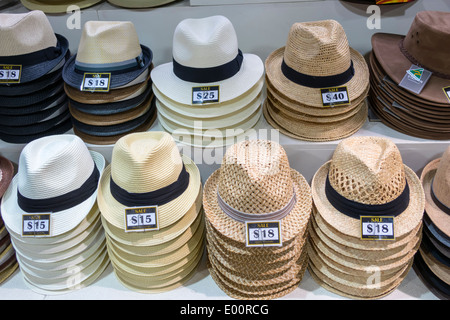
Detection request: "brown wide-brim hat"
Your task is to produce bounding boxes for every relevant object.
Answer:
[0,156,14,199]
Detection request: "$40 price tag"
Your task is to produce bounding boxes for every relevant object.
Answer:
[360,216,395,240]
[124,206,159,232]
[245,221,282,247]
[22,214,51,237]
[320,86,350,107]
[81,73,111,92]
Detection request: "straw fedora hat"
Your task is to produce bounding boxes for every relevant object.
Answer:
[371,11,450,105]
[151,15,264,105]
[97,131,202,231]
[312,136,425,240]
[0,10,69,84]
[420,146,450,238]
[0,156,14,199]
[265,19,369,108]
[63,21,152,90]
[204,139,312,246]
[1,134,105,237]
[20,0,103,14]
[107,0,176,8]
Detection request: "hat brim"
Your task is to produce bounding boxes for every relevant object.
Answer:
[265,47,369,108]
[63,46,153,90]
[151,53,264,105]
[0,151,105,236]
[107,0,176,8]
[97,154,202,230]
[0,156,14,199]
[203,167,312,245]
[20,0,103,13]
[311,160,424,240]
[371,33,450,105]
[420,157,450,238]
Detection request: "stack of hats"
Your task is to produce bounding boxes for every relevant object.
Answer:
[107,0,177,8]
[151,15,264,149]
[368,11,450,140]
[62,20,156,146]
[309,136,425,299]
[97,131,203,293]
[0,135,108,295]
[263,20,369,142]
[416,146,450,299]
[204,140,312,299]
[0,10,72,144]
[0,156,18,284]
[20,0,104,13]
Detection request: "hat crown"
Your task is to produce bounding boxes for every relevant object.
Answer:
[432,146,450,208]
[17,135,95,201]
[111,132,184,194]
[76,21,142,65]
[403,11,450,76]
[0,10,57,56]
[172,15,239,69]
[283,20,352,77]
[217,140,294,214]
[328,137,406,205]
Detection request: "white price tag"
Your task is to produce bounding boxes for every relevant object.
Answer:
[443,86,450,103]
[124,206,159,232]
[0,65,21,83]
[320,86,350,107]
[360,216,395,240]
[192,86,220,104]
[245,221,282,247]
[22,214,51,237]
[81,73,111,92]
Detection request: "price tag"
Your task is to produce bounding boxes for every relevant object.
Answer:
[443,86,450,103]
[192,86,220,104]
[22,214,51,237]
[81,73,111,92]
[245,221,282,247]
[398,65,432,94]
[0,65,22,83]
[360,216,395,240]
[124,206,159,232]
[320,86,350,107]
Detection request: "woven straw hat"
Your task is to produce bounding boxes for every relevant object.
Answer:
[0,156,14,200]
[1,134,105,237]
[20,0,103,14]
[63,21,152,90]
[0,10,69,84]
[265,20,369,108]
[151,15,264,105]
[98,131,201,231]
[420,146,450,238]
[312,136,424,240]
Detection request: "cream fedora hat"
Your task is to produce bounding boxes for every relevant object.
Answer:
[151,15,264,105]
[1,134,105,236]
[97,131,202,231]
[63,21,152,90]
[0,10,69,84]
[312,136,425,240]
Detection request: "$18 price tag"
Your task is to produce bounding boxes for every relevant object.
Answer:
[192,86,220,104]
[320,86,350,107]
[360,216,395,240]
[245,221,282,247]
[0,65,22,83]
[22,214,51,237]
[124,206,159,232]
[81,73,111,92]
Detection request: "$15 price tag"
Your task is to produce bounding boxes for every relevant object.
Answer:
[124,206,159,232]
[245,221,282,247]
[0,65,22,83]
[320,86,350,107]
[81,73,111,92]
[192,86,220,104]
[22,214,51,237]
[360,216,395,240]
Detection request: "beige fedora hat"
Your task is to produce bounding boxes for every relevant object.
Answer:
[20,0,103,13]
[98,131,202,231]
[420,146,450,238]
[312,136,425,241]
[265,19,369,108]
[151,15,264,105]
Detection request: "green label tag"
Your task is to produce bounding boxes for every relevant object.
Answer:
[399,65,432,94]
[124,206,159,232]
[360,216,395,240]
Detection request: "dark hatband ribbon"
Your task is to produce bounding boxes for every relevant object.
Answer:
[173,49,243,83]
[281,59,355,88]
[17,165,100,213]
[325,175,410,219]
[0,42,62,67]
[430,178,450,216]
[74,53,146,76]
[110,165,190,207]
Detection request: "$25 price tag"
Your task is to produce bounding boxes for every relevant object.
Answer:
[360,216,395,240]
[320,86,350,107]
[22,214,51,237]
[124,206,159,232]
[245,221,282,247]
[81,73,111,92]
[192,86,220,104]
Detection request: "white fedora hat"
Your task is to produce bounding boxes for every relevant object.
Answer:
[151,15,264,105]
[1,134,105,237]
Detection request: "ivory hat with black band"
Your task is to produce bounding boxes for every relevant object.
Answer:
[63,20,152,90]
[0,11,69,84]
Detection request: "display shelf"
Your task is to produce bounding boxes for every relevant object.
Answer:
[0,0,448,301]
